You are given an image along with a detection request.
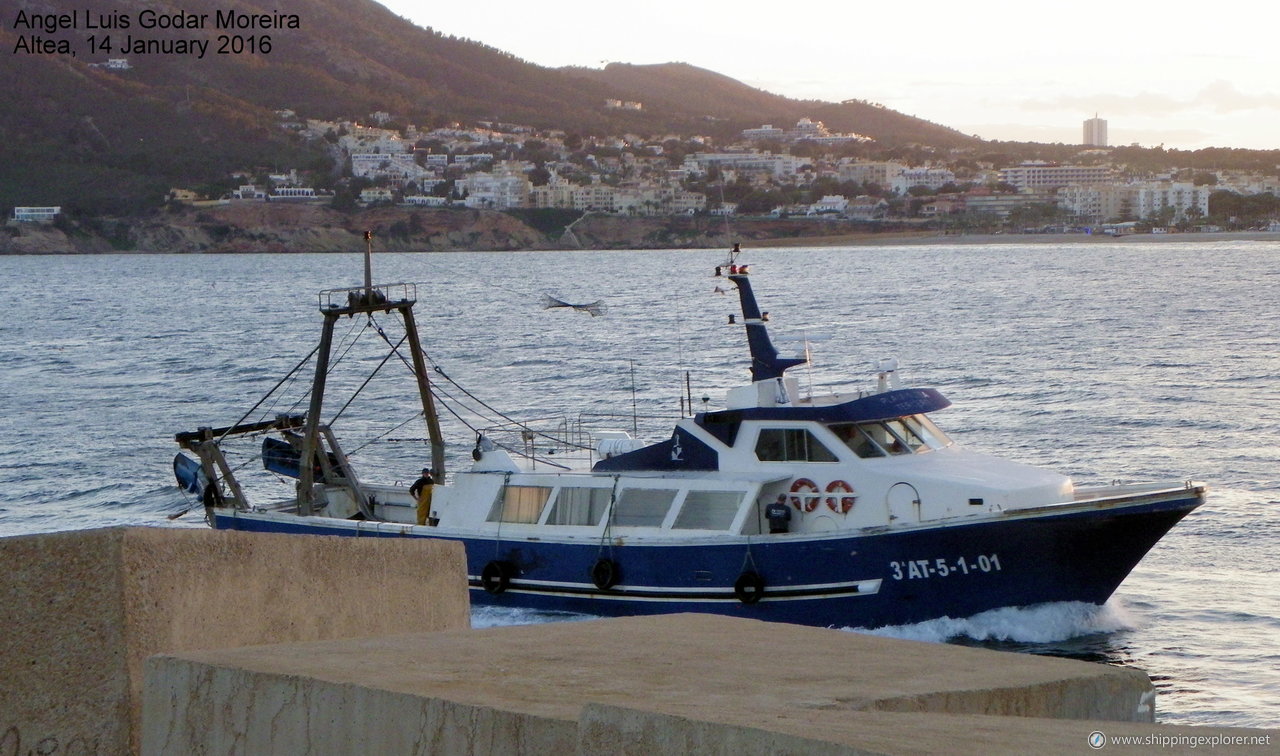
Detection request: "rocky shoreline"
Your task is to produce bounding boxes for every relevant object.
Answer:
[4,203,1278,254]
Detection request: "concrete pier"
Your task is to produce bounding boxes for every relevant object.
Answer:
[0,527,469,755]
[142,613,1274,754]
[5,527,1274,754]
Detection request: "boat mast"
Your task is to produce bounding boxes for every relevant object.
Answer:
[296,232,446,515]
[720,244,807,382]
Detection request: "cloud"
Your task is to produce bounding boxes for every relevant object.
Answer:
[1020,81,1280,115]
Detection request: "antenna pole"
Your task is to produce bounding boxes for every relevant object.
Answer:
[630,359,638,436]
[363,230,373,300]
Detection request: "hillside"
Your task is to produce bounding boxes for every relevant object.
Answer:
[2,0,978,217]
[566,63,975,147]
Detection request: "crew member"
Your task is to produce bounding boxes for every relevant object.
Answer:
[410,467,435,526]
[765,494,792,534]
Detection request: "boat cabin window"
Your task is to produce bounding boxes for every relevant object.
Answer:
[755,428,838,463]
[829,415,950,458]
[672,490,743,531]
[613,488,677,527]
[829,423,885,458]
[903,414,951,448]
[884,418,929,453]
[545,486,612,527]
[486,485,552,524]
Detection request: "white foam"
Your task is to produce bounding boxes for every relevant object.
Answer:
[470,605,601,629]
[847,600,1142,644]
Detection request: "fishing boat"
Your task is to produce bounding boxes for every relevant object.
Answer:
[172,241,1205,629]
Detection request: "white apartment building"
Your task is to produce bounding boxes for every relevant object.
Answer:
[1130,181,1210,221]
[1056,185,1130,223]
[1216,173,1280,195]
[808,195,849,215]
[453,154,495,168]
[359,188,394,204]
[403,195,448,207]
[741,124,785,141]
[349,152,427,185]
[836,161,906,188]
[1057,181,1210,222]
[741,119,869,145]
[892,167,956,194]
[458,171,531,210]
[528,176,705,215]
[999,163,1115,191]
[683,152,807,180]
[10,206,61,222]
[268,187,318,200]
[571,183,619,212]
[963,191,1058,219]
[528,175,578,210]
[339,126,412,156]
[846,196,889,220]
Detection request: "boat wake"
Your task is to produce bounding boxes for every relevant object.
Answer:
[471,605,602,630]
[848,600,1140,645]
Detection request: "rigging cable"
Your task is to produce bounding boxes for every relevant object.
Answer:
[326,331,407,427]
[367,312,591,454]
[215,342,322,445]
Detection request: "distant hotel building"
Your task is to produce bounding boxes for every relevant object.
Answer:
[999,162,1114,191]
[741,118,870,145]
[1083,116,1108,147]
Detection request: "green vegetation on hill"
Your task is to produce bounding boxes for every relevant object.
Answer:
[0,0,980,217]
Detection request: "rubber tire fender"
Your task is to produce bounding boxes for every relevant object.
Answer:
[481,560,515,595]
[734,570,766,604]
[590,557,620,590]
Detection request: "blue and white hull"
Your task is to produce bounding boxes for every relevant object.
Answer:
[212,482,1201,629]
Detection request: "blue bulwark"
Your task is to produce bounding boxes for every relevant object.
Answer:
[697,388,952,426]
[593,426,720,472]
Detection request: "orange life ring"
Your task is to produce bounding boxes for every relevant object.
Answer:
[825,480,857,514]
[789,477,819,512]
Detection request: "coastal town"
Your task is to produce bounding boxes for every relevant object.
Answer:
[181,108,1279,232]
[10,100,1280,244]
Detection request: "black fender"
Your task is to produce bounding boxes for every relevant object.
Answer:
[590,557,620,591]
[733,570,765,604]
[481,560,516,595]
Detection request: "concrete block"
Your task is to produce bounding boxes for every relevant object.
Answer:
[143,613,1168,754]
[144,656,575,755]
[0,527,469,755]
[578,704,1278,755]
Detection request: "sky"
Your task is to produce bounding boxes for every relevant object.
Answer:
[375,0,1279,152]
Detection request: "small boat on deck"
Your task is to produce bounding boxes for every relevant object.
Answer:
[172,242,1205,629]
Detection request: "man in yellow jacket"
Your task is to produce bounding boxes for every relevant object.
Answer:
[410,468,435,526]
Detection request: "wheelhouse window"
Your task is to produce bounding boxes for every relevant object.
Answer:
[884,418,929,454]
[755,428,838,462]
[830,423,885,458]
[545,486,611,526]
[672,490,743,531]
[613,488,677,527]
[829,415,950,458]
[903,414,950,448]
[486,485,551,524]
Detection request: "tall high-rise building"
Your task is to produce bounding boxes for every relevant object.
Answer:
[1083,115,1108,147]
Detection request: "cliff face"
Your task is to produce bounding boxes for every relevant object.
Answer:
[1,204,890,255]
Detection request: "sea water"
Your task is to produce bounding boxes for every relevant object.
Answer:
[1,241,1277,728]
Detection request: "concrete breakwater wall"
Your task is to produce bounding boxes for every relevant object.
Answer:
[3,527,1275,754]
[0,528,469,755]
[143,614,1278,754]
